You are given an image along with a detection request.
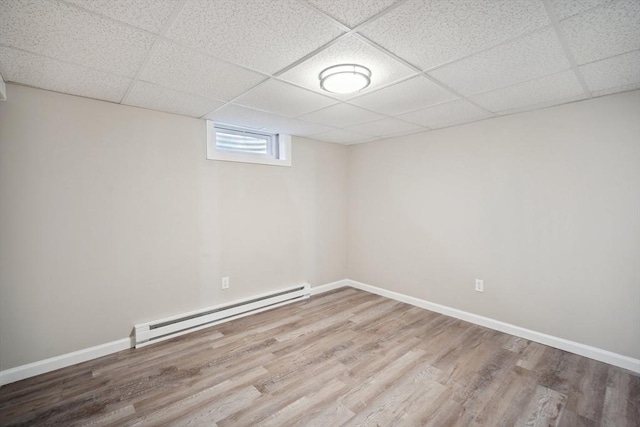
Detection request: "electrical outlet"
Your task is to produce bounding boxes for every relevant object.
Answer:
[221,276,229,290]
[475,279,484,293]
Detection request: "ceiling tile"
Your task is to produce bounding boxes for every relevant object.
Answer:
[204,104,270,129]
[345,117,427,137]
[64,0,177,33]
[359,0,549,70]
[234,80,338,118]
[580,50,640,94]
[469,70,585,113]
[429,27,570,96]
[140,40,265,102]
[123,81,224,117]
[397,99,493,129]
[299,103,386,128]
[349,75,457,115]
[261,118,336,137]
[166,0,343,74]
[561,0,640,65]
[0,47,131,102]
[590,82,640,98]
[0,0,155,77]
[549,0,608,20]
[278,35,416,99]
[306,0,398,28]
[312,129,374,144]
[205,104,335,136]
[492,94,587,117]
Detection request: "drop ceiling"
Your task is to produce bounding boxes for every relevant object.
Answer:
[1,0,638,145]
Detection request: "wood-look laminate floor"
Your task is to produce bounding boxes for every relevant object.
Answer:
[0,288,638,426]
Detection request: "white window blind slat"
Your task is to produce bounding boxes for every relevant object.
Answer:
[216,131,269,154]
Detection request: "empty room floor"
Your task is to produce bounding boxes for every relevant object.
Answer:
[0,287,638,426]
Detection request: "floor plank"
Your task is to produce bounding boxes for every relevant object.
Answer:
[0,288,638,426]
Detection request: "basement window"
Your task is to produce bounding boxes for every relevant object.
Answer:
[206,121,291,166]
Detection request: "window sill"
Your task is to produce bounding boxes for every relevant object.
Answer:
[206,148,292,167]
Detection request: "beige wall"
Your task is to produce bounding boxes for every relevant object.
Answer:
[348,91,640,359]
[0,84,348,370]
[1,84,638,371]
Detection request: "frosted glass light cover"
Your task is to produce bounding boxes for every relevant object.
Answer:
[319,64,371,94]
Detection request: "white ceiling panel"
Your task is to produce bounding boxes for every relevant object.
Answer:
[204,104,276,130]
[397,99,493,129]
[306,0,398,28]
[166,0,344,74]
[279,35,416,99]
[123,81,224,118]
[300,103,385,128]
[580,50,640,93]
[345,117,427,137]
[590,82,640,98]
[549,0,609,20]
[140,40,265,102]
[496,94,588,116]
[64,0,177,33]
[205,104,335,136]
[311,129,374,144]
[429,27,570,96]
[234,79,338,118]
[0,47,131,103]
[561,0,640,65]
[0,0,155,77]
[360,0,550,70]
[469,70,585,113]
[261,118,336,137]
[348,75,457,115]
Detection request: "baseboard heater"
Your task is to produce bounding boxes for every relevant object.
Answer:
[134,283,311,348]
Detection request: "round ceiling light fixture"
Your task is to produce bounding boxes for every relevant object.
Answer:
[319,64,372,94]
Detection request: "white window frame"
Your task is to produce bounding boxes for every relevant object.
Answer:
[206,121,291,167]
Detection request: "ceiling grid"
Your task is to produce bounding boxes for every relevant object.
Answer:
[0,0,637,144]
[541,0,593,98]
[119,0,189,104]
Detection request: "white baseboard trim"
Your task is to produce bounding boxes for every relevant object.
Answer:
[310,279,350,295]
[0,280,343,386]
[0,338,132,387]
[3,278,637,387]
[344,279,640,373]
